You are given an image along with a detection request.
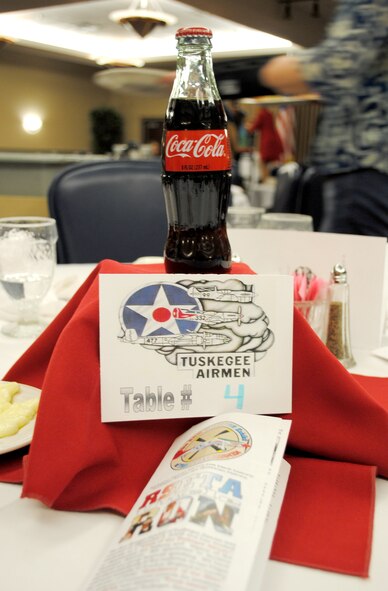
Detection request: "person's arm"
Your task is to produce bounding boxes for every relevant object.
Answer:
[259,55,312,96]
[260,0,388,98]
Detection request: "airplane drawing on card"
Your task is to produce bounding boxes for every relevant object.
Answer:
[118,278,275,367]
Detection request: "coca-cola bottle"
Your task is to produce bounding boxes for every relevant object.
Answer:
[162,27,232,273]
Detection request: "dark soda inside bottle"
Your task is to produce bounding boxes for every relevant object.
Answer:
[162,98,232,273]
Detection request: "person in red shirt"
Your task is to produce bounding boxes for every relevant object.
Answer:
[249,107,284,182]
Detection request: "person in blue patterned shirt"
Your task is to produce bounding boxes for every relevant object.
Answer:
[260,0,388,237]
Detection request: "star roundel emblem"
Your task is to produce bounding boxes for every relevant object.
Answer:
[120,282,202,338]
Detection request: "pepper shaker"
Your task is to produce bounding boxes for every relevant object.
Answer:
[326,264,355,369]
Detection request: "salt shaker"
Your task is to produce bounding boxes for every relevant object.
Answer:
[326,264,355,369]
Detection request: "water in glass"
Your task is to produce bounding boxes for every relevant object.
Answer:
[0,217,58,338]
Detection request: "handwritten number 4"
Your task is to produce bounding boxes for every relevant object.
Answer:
[224,384,245,410]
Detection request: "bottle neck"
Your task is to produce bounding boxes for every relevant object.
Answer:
[170,37,220,102]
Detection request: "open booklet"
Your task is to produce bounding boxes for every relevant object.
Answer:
[81,413,291,591]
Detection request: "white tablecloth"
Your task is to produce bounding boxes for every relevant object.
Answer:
[0,264,387,591]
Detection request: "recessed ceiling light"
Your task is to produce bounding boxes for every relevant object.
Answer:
[0,3,294,64]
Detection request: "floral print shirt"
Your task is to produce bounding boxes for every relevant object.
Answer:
[297,0,388,175]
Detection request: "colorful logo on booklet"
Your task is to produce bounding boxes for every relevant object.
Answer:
[118,278,274,378]
[171,421,252,470]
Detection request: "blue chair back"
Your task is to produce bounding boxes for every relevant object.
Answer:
[48,159,167,263]
[271,162,324,230]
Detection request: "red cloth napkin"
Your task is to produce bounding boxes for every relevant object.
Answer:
[0,449,25,483]
[271,456,376,577]
[1,260,387,577]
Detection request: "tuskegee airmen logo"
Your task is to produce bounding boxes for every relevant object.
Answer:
[118,278,275,370]
[171,421,252,470]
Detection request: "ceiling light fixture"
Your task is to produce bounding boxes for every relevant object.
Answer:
[109,0,177,38]
[92,55,145,68]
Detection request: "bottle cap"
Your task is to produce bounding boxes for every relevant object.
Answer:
[331,263,347,284]
[175,27,212,38]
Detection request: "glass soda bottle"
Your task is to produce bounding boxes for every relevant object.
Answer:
[162,27,232,273]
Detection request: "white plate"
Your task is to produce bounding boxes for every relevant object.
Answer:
[0,384,41,455]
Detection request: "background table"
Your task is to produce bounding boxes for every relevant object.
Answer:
[0,264,387,591]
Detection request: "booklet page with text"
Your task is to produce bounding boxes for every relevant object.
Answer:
[82,413,291,591]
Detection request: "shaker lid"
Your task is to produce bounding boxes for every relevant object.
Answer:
[176,27,212,38]
[331,263,347,283]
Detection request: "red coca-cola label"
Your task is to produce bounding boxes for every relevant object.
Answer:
[164,129,231,172]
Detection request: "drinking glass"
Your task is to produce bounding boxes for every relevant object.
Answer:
[0,217,58,338]
[258,213,314,231]
[227,206,266,228]
[294,299,329,343]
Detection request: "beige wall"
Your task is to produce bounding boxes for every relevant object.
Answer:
[0,52,168,217]
[111,94,166,144]
[0,195,48,217]
[0,53,167,152]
